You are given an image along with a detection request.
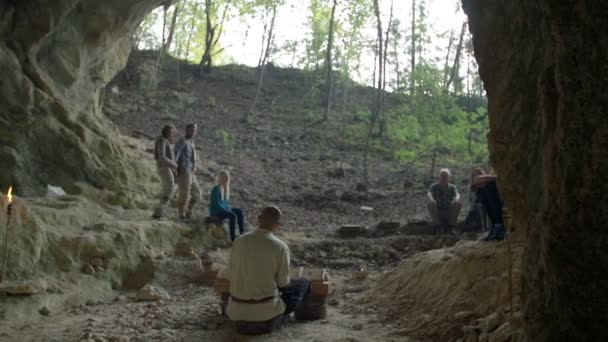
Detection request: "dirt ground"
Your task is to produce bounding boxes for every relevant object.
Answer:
[0,53,493,342]
[0,231,433,342]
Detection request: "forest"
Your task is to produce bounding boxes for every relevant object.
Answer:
[134,0,489,169]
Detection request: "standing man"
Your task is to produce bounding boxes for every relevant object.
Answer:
[174,123,201,220]
[427,168,462,234]
[225,206,310,334]
[153,124,178,219]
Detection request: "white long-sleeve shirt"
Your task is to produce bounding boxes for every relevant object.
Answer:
[225,229,291,321]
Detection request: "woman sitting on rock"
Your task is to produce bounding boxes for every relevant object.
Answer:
[209,170,246,241]
[463,167,489,232]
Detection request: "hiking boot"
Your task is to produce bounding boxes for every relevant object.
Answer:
[485,224,505,241]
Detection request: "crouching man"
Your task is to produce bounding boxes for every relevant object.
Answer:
[225,206,310,334]
[427,168,462,234]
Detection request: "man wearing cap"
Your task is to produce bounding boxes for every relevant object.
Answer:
[225,206,310,332]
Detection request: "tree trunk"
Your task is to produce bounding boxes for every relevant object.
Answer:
[364,0,384,197]
[257,15,268,68]
[445,22,466,92]
[322,0,338,122]
[442,29,455,87]
[379,0,394,141]
[163,1,181,52]
[147,5,168,90]
[246,4,277,119]
[184,1,199,60]
[410,0,416,95]
[200,0,214,73]
[429,133,439,178]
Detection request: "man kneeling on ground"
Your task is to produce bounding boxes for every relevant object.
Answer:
[225,206,310,333]
[427,168,462,234]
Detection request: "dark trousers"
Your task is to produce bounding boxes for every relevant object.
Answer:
[216,208,245,241]
[279,278,311,315]
[476,181,505,240]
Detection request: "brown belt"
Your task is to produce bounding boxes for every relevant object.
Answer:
[230,295,275,304]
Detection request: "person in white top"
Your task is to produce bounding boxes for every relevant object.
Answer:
[225,206,311,328]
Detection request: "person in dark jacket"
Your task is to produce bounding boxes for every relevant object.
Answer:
[463,167,489,232]
[209,170,245,241]
[474,172,505,241]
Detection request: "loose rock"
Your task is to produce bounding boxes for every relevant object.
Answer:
[136,285,171,302]
[478,312,500,333]
[39,306,50,316]
[488,322,512,342]
[0,279,47,295]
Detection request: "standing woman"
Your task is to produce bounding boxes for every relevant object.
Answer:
[209,171,246,241]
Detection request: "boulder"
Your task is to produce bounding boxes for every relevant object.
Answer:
[402,220,435,235]
[340,190,365,203]
[454,311,475,321]
[46,185,66,197]
[478,312,501,333]
[488,322,512,342]
[337,225,367,238]
[375,221,401,235]
[136,285,170,302]
[122,256,156,290]
[174,241,196,258]
[38,306,50,316]
[0,279,48,295]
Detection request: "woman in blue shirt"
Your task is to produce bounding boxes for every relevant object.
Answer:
[209,170,245,241]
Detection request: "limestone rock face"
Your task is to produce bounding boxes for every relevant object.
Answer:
[0,1,166,195]
[463,1,608,340]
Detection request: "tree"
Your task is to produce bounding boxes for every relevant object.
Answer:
[163,1,182,52]
[363,0,385,196]
[246,2,278,119]
[378,0,394,140]
[445,22,467,92]
[199,0,231,73]
[410,0,416,95]
[321,0,338,122]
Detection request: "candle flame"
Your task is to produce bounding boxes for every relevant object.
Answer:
[6,186,12,204]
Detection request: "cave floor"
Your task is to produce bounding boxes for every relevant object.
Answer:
[0,271,413,342]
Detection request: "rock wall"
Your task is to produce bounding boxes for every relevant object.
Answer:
[0,0,168,196]
[462,1,608,340]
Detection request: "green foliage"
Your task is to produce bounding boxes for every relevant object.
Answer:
[133,0,489,167]
[214,129,235,150]
[342,61,489,167]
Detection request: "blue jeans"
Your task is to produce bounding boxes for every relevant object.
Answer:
[216,208,245,241]
[279,278,311,315]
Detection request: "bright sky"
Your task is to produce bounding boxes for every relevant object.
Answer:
[144,0,470,85]
[221,0,468,83]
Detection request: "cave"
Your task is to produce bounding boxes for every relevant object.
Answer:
[1,0,607,340]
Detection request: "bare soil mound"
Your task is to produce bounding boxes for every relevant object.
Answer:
[360,240,523,341]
